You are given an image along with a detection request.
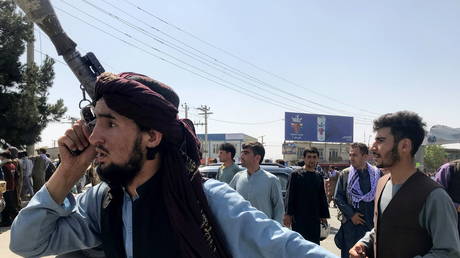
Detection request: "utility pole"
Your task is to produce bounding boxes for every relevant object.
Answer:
[258,135,265,145]
[181,102,189,119]
[26,22,35,156]
[197,105,213,165]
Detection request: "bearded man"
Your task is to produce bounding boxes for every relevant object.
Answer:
[10,72,335,258]
[349,111,460,258]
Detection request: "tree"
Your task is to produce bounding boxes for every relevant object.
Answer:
[424,145,447,172]
[0,1,67,148]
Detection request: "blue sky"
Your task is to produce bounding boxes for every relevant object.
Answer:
[33,0,460,159]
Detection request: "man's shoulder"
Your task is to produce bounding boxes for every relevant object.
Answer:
[229,163,243,172]
[79,182,110,203]
[340,167,351,175]
[291,169,304,176]
[232,170,246,179]
[260,169,279,181]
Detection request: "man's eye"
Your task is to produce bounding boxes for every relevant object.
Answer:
[109,122,116,128]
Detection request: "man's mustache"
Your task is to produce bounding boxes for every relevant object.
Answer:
[96,145,110,155]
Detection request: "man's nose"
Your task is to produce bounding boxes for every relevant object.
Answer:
[88,124,103,146]
[370,143,377,151]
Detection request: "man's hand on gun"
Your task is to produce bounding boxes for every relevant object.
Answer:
[45,120,96,204]
[59,119,96,171]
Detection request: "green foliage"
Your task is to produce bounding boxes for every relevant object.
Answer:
[424,145,447,172]
[0,1,67,147]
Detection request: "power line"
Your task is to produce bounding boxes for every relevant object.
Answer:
[74,0,374,122]
[33,49,67,66]
[72,0,326,115]
[121,0,381,117]
[32,28,120,73]
[54,5,320,114]
[209,118,284,125]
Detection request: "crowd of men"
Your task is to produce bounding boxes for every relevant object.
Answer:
[5,72,460,257]
[0,147,55,227]
[214,112,460,257]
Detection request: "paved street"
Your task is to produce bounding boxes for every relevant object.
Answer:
[0,207,341,257]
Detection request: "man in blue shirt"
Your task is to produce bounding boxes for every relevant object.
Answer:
[230,142,284,223]
[216,143,242,184]
[10,72,335,258]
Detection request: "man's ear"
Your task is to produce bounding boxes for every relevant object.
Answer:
[144,129,163,148]
[399,138,412,156]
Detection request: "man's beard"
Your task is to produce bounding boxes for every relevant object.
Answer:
[376,143,400,169]
[96,136,144,188]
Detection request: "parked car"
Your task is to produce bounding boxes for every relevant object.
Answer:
[199,163,293,199]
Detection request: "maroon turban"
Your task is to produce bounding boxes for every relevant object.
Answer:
[94,72,230,258]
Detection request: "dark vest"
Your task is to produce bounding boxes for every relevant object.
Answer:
[447,163,460,204]
[100,172,180,258]
[373,171,441,258]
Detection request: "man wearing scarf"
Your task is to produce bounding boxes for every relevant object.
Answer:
[10,72,335,258]
[333,142,380,258]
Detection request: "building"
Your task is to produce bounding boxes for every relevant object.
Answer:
[283,141,351,167]
[197,133,258,163]
[443,143,460,161]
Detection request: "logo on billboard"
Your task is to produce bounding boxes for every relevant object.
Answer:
[291,115,303,134]
[285,112,353,143]
[317,115,326,142]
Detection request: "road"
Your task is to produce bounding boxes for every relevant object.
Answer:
[0,207,341,257]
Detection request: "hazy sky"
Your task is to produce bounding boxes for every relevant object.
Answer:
[32,0,460,159]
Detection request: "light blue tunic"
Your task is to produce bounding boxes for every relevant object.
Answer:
[10,179,337,258]
[229,168,285,223]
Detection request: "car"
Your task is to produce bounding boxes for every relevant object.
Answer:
[199,163,293,199]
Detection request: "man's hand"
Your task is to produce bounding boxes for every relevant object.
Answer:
[46,120,96,204]
[457,205,460,213]
[349,242,367,257]
[351,212,365,225]
[58,120,95,172]
[283,214,293,228]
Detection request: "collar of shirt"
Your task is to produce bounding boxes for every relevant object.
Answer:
[246,168,263,177]
[123,171,159,201]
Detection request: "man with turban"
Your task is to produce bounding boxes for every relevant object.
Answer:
[10,72,335,258]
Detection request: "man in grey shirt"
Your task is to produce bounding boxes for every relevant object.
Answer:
[230,142,284,223]
[216,143,242,184]
[349,111,460,258]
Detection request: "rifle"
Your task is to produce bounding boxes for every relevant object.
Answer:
[14,0,102,128]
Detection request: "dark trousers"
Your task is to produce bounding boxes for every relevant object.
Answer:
[1,190,19,226]
[293,218,321,245]
[337,220,371,258]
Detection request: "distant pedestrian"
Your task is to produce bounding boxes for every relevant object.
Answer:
[435,160,460,236]
[19,151,34,199]
[8,147,23,207]
[284,147,330,244]
[31,148,49,192]
[230,142,284,223]
[0,151,19,227]
[334,143,380,258]
[216,143,242,184]
[325,166,339,206]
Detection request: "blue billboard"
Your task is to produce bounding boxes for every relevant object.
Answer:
[285,112,353,143]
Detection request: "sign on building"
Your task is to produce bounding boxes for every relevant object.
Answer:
[285,112,353,143]
[282,143,297,154]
